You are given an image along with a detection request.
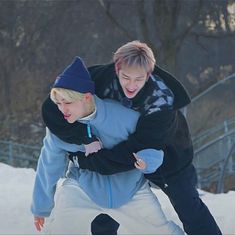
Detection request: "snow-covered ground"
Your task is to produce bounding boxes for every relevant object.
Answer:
[0,162,234,234]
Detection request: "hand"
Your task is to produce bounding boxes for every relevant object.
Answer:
[84,140,102,156]
[133,153,147,170]
[34,216,45,232]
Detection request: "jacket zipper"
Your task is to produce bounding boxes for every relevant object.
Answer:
[87,121,113,207]
[87,122,92,138]
[107,176,113,208]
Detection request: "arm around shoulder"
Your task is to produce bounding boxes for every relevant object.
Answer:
[77,109,177,174]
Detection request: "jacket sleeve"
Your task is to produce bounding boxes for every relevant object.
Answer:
[136,149,164,174]
[77,109,177,175]
[31,128,68,217]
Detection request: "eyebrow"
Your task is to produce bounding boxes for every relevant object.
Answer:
[55,98,66,103]
[122,72,146,79]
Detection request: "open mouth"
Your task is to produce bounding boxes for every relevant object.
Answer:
[125,89,136,96]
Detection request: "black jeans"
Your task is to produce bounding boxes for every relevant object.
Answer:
[152,164,222,235]
[91,213,119,235]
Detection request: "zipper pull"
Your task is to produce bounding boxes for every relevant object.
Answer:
[87,123,92,138]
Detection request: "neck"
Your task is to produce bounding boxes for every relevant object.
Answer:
[78,105,97,121]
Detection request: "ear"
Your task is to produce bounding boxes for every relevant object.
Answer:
[84,93,93,101]
[146,72,151,82]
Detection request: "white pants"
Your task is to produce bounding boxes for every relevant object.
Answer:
[47,179,184,235]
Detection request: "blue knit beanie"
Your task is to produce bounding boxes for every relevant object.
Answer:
[53,56,95,94]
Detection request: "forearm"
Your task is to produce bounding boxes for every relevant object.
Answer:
[77,110,177,174]
[77,142,136,175]
[31,130,67,217]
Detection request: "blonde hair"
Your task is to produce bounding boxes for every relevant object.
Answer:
[50,87,95,113]
[113,40,156,73]
[50,88,85,103]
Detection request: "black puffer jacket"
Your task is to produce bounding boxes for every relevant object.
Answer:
[42,63,193,181]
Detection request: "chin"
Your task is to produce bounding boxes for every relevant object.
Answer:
[67,119,75,123]
[125,93,136,99]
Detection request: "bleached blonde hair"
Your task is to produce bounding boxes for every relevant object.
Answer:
[50,87,95,112]
[50,87,85,103]
[113,40,156,73]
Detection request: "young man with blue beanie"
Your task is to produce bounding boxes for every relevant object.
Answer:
[31,57,184,234]
[42,41,222,235]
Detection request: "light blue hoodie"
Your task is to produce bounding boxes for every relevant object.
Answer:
[31,97,163,217]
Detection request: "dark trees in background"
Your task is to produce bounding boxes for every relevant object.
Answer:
[0,0,234,144]
[98,0,235,94]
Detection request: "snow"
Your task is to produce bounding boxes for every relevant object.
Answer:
[0,162,234,234]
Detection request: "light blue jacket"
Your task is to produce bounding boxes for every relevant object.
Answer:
[31,97,163,217]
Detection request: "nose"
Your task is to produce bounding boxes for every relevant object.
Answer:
[127,80,136,90]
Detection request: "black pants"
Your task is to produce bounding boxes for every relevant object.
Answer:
[91,214,119,235]
[153,164,222,235]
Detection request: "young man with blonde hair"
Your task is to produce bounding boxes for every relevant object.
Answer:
[42,41,222,235]
[31,57,184,234]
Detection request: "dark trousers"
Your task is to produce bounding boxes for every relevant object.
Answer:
[154,164,222,235]
[91,213,119,235]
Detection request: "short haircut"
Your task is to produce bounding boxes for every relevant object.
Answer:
[50,88,95,114]
[113,40,156,73]
[50,88,85,103]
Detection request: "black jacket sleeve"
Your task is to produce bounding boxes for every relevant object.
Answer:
[77,109,177,175]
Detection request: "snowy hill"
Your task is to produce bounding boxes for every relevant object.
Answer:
[0,163,234,234]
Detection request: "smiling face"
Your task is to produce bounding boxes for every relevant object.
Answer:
[116,65,149,98]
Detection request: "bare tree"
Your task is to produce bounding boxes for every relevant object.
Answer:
[96,0,235,84]
[0,0,234,144]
